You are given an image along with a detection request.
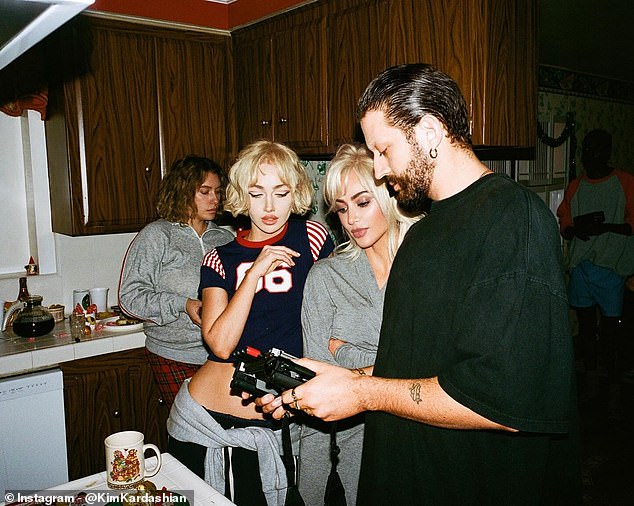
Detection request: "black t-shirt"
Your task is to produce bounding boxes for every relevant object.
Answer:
[357,175,582,505]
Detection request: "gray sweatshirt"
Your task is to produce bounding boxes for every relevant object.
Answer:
[167,379,299,506]
[299,252,383,505]
[118,219,233,364]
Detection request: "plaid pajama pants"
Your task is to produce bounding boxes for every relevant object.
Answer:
[144,348,200,409]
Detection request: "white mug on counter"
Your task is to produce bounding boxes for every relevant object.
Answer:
[104,431,161,489]
[89,287,109,313]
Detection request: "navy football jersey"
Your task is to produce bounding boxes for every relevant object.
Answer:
[200,219,334,362]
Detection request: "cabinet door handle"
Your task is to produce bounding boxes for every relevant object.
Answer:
[279,117,288,124]
[144,166,152,173]
[260,120,271,126]
[113,409,121,418]
[157,397,165,405]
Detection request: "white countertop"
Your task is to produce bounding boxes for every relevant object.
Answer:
[3,453,235,505]
[0,319,146,378]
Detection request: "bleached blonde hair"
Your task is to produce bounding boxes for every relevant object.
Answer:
[224,140,313,217]
[324,143,419,261]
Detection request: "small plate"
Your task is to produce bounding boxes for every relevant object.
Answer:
[101,318,144,333]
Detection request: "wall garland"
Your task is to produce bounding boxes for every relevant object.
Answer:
[537,112,577,182]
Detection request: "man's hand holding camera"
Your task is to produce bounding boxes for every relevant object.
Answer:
[251,358,370,421]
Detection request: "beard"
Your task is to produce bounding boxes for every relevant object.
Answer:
[387,134,435,213]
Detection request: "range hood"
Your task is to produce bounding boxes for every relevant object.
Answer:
[0,0,94,70]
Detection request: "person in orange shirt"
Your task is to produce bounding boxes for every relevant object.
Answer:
[556,129,634,415]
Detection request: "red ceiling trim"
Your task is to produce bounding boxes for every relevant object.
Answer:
[89,0,307,30]
[90,0,230,30]
[228,0,309,28]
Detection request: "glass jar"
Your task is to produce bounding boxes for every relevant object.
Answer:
[11,295,56,338]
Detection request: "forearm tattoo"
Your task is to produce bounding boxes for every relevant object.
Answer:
[409,382,422,404]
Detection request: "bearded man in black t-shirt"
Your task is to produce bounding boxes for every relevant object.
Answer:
[257,63,582,506]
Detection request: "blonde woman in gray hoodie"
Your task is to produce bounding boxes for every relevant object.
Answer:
[298,143,419,505]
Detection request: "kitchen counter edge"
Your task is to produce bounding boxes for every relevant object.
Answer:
[0,327,145,379]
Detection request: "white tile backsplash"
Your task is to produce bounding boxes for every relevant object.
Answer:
[0,232,136,314]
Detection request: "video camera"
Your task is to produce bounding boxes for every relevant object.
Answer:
[230,346,315,397]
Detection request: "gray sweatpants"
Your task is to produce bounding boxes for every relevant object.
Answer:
[298,416,365,506]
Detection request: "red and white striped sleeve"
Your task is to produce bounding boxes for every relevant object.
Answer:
[305,220,333,262]
[202,248,225,279]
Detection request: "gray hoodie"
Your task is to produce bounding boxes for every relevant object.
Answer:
[119,219,233,364]
[167,379,299,506]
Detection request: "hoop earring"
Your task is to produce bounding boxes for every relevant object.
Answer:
[429,147,438,159]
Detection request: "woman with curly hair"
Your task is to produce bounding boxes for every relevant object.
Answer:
[119,155,234,408]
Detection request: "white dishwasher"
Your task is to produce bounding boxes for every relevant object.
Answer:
[0,368,68,498]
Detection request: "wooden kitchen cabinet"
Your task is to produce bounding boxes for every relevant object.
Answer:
[368,0,537,148]
[233,4,329,152]
[233,26,273,148]
[154,30,236,169]
[326,0,388,147]
[236,0,536,154]
[60,348,169,480]
[474,0,537,147]
[46,20,160,236]
[45,17,235,235]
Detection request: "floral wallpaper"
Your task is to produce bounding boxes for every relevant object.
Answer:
[301,160,329,220]
[538,65,634,176]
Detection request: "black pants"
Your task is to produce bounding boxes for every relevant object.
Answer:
[168,410,282,506]
[621,288,634,370]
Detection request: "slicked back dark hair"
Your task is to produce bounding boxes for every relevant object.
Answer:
[356,63,472,148]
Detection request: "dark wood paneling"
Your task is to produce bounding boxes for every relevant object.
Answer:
[62,365,126,479]
[273,13,328,149]
[46,17,234,235]
[156,34,235,168]
[327,0,386,148]
[60,348,169,480]
[233,28,274,146]
[79,26,161,232]
[233,3,328,152]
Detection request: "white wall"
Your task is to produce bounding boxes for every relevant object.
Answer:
[0,232,136,313]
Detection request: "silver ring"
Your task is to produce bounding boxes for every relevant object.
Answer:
[291,388,298,402]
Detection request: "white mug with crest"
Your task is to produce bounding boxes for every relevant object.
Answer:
[104,431,161,489]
